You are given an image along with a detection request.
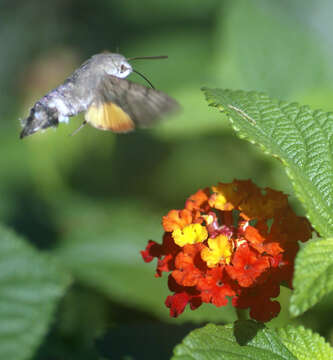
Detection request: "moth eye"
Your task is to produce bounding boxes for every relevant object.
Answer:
[120,64,126,72]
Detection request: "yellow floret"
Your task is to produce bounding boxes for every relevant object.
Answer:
[209,192,227,210]
[202,214,214,225]
[201,235,232,268]
[172,224,208,247]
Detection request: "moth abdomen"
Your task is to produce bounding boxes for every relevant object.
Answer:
[20,102,59,139]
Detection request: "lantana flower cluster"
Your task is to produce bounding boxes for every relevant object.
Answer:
[141,180,312,322]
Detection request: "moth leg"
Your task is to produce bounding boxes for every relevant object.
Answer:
[69,120,87,136]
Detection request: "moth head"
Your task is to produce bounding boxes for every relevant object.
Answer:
[104,53,133,78]
[118,62,133,78]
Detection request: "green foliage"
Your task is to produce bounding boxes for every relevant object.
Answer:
[278,325,333,360]
[2,0,333,358]
[172,322,296,360]
[0,225,70,360]
[202,88,333,237]
[290,238,333,316]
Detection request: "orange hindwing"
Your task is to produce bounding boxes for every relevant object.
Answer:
[85,102,135,133]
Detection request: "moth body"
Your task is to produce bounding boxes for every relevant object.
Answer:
[19,52,163,138]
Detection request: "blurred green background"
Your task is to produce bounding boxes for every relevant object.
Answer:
[2,0,333,359]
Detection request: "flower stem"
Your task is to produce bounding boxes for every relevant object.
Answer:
[236,308,248,321]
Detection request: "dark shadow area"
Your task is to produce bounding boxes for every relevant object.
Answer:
[233,320,265,346]
[97,322,199,360]
[298,290,333,340]
[35,283,200,360]
[6,187,59,249]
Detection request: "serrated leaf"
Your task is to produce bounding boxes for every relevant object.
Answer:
[0,225,70,360]
[278,325,333,360]
[202,88,333,237]
[290,238,333,316]
[172,321,296,360]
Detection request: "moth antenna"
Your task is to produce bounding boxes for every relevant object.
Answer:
[127,55,168,61]
[132,69,155,89]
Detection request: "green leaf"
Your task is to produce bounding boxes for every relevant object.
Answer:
[278,325,333,360]
[202,88,333,237]
[290,237,333,316]
[172,321,296,360]
[55,200,236,323]
[0,225,70,360]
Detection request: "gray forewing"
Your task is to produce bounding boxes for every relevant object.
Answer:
[95,75,180,127]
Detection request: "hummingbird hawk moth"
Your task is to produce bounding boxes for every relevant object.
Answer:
[20,52,179,138]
